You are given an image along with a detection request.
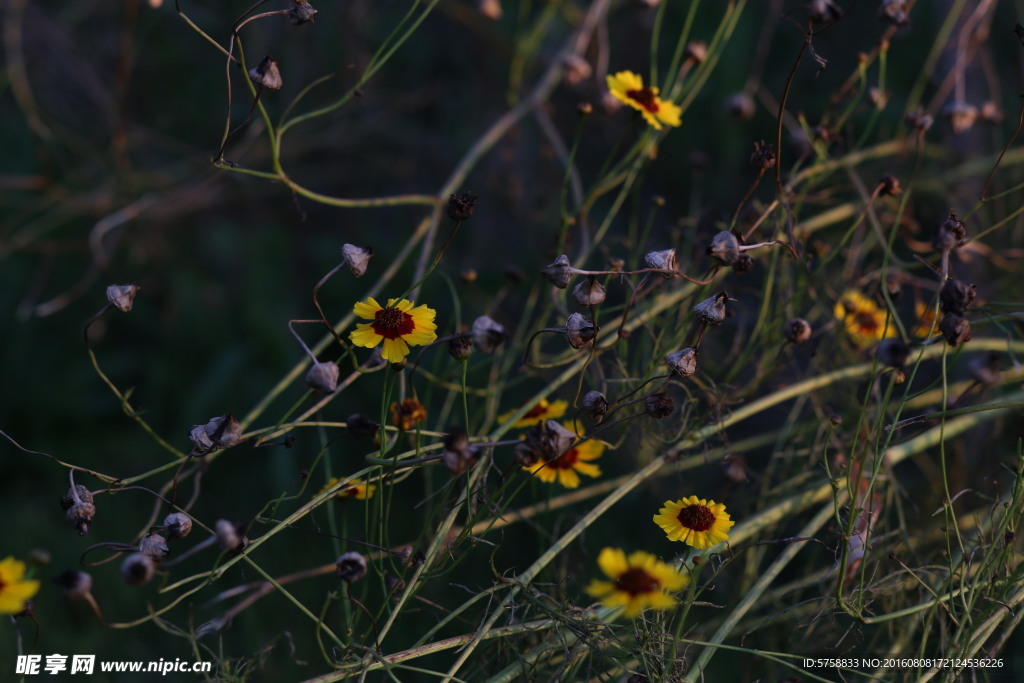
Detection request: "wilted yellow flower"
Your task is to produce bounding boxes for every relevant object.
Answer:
[390,398,427,431]
[350,297,437,363]
[585,548,689,618]
[606,71,682,130]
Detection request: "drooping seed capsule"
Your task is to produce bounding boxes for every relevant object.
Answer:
[54,570,93,600]
[447,192,479,222]
[725,92,755,121]
[288,0,317,24]
[875,339,910,368]
[188,414,243,456]
[573,277,607,306]
[785,318,812,344]
[215,519,249,555]
[121,553,156,586]
[665,347,698,378]
[341,244,373,277]
[939,315,971,347]
[471,316,507,353]
[644,393,675,419]
[106,284,141,313]
[643,249,677,277]
[248,56,283,90]
[694,292,730,326]
[582,390,608,418]
[448,334,473,361]
[542,255,574,289]
[139,534,170,562]
[565,313,597,349]
[163,512,193,539]
[336,552,368,583]
[61,485,96,536]
[305,361,340,393]
[707,231,741,266]
[939,279,976,315]
[441,428,479,475]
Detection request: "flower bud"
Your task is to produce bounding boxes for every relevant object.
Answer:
[249,56,283,90]
[447,191,479,221]
[336,552,368,583]
[542,255,574,288]
[785,318,812,344]
[665,347,698,378]
[448,334,473,361]
[707,231,741,265]
[106,284,140,313]
[215,519,248,555]
[306,361,340,393]
[874,339,910,368]
[725,92,755,121]
[939,315,971,347]
[341,244,372,277]
[573,277,606,306]
[61,485,96,536]
[644,393,675,419]
[288,0,317,24]
[969,351,1001,386]
[582,390,608,418]
[643,248,676,277]
[441,427,479,475]
[163,512,192,539]
[139,534,170,562]
[471,316,507,353]
[939,278,976,315]
[565,313,597,349]
[694,292,730,326]
[121,552,156,586]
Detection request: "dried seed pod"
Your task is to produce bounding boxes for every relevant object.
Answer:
[885,271,907,299]
[941,101,978,135]
[665,347,698,378]
[785,318,812,344]
[448,334,473,361]
[939,279,976,315]
[725,92,755,121]
[188,414,242,456]
[163,512,192,539]
[54,570,93,599]
[573,277,607,306]
[61,485,96,536]
[441,428,479,475]
[346,413,380,438]
[706,231,741,266]
[306,361,340,393]
[750,140,776,171]
[684,41,707,64]
[879,175,903,197]
[542,255,574,289]
[694,292,730,326]
[471,316,507,353]
[875,339,910,368]
[878,0,909,26]
[808,0,842,21]
[732,255,754,273]
[476,0,502,20]
[939,315,971,347]
[249,56,283,90]
[106,284,140,313]
[288,0,317,24]
[905,108,933,131]
[215,519,248,555]
[721,454,748,483]
[644,393,675,419]
[643,248,677,277]
[933,211,968,252]
[561,54,592,86]
[390,398,427,431]
[139,534,170,562]
[515,420,576,467]
[447,191,479,221]
[336,552,368,583]
[341,244,372,277]
[565,313,597,349]
[121,552,156,586]
[582,390,608,418]
[969,351,1001,386]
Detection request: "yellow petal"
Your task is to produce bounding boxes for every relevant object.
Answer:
[381,337,410,363]
[558,468,581,489]
[597,547,628,579]
[573,461,601,478]
[353,299,381,320]
[585,579,615,598]
[350,323,383,348]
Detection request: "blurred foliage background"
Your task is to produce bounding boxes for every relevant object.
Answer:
[3,0,1024,680]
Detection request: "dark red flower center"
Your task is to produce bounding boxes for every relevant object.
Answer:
[524,402,550,419]
[372,306,416,340]
[339,486,361,498]
[854,311,880,333]
[614,568,660,595]
[677,504,715,531]
[550,448,580,470]
[627,88,660,113]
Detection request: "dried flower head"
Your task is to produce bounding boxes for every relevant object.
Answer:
[249,56,283,90]
[476,0,502,20]
[879,175,903,197]
[750,140,776,171]
[390,398,427,431]
[683,41,707,64]
[665,347,698,378]
[606,71,682,130]
[874,339,910,368]
[448,334,473,361]
[441,428,479,475]
[121,553,156,586]
[215,520,249,554]
[542,255,574,289]
[561,54,592,86]
[694,292,730,326]
[941,101,978,135]
[582,390,608,418]
[163,512,192,539]
[725,92,755,121]
[471,316,507,353]
[447,192,479,222]
[643,248,677,276]
[808,0,842,22]
[61,484,96,535]
[336,552,368,583]
[939,315,971,347]
[54,570,92,600]
[644,393,674,419]
[521,422,603,489]
[878,0,909,26]
[565,313,597,349]
[573,277,607,306]
[514,420,577,468]
[341,244,373,277]
[939,279,976,315]
[933,211,968,252]
[188,414,243,456]
[905,108,934,131]
[707,231,742,266]
[288,0,318,25]
[785,318,812,344]
[139,534,170,563]
[106,284,141,313]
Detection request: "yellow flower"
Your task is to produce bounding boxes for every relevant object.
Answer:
[390,398,427,431]
[585,548,689,618]
[654,496,735,550]
[318,478,376,500]
[0,557,40,615]
[498,399,569,428]
[522,422,602,489]
[606,70,682,130]
[833,290,895,348]
[912,300,940,339]
[350,297,438,363]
